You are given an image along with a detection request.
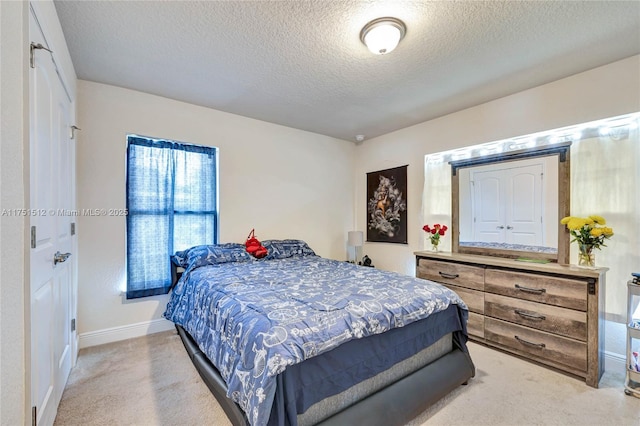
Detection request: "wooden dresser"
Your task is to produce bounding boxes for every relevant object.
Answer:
[415,251,607,387]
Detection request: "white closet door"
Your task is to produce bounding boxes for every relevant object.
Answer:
[506,165,543,246]
[472,163,544,246]
[29,8,75,426]
[472,172,506,243]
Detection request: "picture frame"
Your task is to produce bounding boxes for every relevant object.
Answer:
[366,165,408,244]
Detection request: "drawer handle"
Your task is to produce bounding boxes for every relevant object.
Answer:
[514,335,546,349]
[514,309,546,321]
[439,272,459,279]
[514,284,546,294]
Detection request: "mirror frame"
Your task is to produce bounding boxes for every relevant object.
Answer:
[450,142,571,264]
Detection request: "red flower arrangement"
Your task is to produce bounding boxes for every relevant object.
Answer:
[422,224,448,250]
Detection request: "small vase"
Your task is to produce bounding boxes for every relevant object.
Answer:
[578,244,595,268]
[431,243,439,252]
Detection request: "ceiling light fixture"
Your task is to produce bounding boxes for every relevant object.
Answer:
[360,17,406,55]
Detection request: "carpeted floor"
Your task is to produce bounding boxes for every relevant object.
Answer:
[54,330,640,426]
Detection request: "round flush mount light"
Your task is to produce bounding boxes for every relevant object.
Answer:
[360,17,406,55]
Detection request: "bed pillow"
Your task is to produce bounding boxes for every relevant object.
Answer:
[261,239,317,260]
[172,243,252,269]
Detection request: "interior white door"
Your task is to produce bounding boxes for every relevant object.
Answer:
[472,163,544,246]
[505,165,543,246]
[472,172,506,243]
[29,9,75,426]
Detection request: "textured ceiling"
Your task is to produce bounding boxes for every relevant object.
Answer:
[54,1,640,142]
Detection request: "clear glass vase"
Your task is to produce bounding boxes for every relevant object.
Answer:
[429,236,440,252]
[578,244,595,268]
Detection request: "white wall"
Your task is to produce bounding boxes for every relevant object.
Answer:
[0,2,29,424]
[353,55,640,369]
[76,81,355,344]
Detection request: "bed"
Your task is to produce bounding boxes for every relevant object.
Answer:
[164,240,475,426]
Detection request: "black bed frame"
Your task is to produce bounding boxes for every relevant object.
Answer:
[171,263,475,426]
[176,324,474,426]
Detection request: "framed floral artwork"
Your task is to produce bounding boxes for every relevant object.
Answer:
[366,165,408,244]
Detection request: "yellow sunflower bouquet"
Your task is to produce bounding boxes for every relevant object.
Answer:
[560,215,613,267]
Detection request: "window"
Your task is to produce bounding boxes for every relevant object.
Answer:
[126,135,218,299]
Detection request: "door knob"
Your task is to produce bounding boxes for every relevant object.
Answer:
[54,251,71,265]
[496,225,505,229]
[506,225,513,230]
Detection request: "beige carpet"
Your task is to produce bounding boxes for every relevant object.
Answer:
[54,330,640,426]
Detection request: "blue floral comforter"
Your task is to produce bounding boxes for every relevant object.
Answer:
[164,250,467,426]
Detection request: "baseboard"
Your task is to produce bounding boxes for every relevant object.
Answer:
[79,318,175,349]
[604,349,626,375]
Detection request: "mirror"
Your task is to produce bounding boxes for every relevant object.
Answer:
[451,143,570,263]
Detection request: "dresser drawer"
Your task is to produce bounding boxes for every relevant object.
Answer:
[485,317,587,372]
[441,284,484,314]
[417,258,484,291]
[485,293,587,341]
[467,312,484,339]
[485,268,587,311]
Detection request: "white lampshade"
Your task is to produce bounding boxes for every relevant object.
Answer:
[348,231,364,247]
[360,17,406,55]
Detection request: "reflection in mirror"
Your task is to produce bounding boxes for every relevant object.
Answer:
[458,155,558,252]
[450,144,569,263]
